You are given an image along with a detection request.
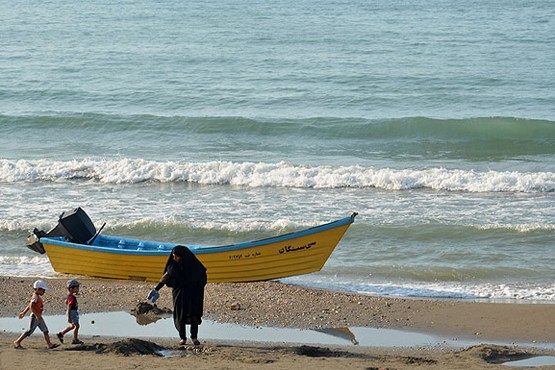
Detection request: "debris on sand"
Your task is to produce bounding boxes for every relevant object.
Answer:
[289,345,372,359]
[460,344,533,364]
[67,338,166,356]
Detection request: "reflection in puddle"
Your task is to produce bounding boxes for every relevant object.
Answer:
[312,327,359,345]
[503,356,555,367]
[0,311,450,347]
[157,349,183,358]
[131,302,172,325]
[0,311,553,351]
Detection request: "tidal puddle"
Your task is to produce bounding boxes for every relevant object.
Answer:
[0,311,553,351]
[503,356,555,367]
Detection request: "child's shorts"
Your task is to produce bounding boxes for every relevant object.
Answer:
[69,310,79,325]
[25,315,49,335]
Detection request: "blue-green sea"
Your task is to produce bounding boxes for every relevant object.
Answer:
[1,0,554,302]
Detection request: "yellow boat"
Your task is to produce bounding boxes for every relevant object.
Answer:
[27,208,357,283]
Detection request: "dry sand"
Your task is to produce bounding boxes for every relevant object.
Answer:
[1,276,554,370]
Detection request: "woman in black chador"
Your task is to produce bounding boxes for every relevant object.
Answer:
[149,245,207,345]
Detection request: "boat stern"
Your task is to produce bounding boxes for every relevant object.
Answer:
[25,207,98,254]
[26,228,46,254]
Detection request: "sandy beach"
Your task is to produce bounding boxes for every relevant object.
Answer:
[1,276,554,369]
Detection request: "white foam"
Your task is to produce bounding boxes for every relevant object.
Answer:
[478,223,555,232]
[0,256,55,277]
[282,276,555,303]
[1,158,553,192]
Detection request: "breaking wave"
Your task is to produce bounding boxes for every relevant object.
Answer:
[1,158,553,192]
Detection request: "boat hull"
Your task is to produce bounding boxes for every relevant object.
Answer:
[39,213,356,283]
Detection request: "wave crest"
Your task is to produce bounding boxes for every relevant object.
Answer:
[2,114,554,141]
[1,158,553,192]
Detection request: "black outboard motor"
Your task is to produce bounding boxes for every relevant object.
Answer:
[26,207,97,254]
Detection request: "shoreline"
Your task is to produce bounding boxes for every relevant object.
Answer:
[2,276,554,343]
[2,276,555,370]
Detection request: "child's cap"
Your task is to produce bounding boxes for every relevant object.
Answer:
[67,279,80,289]
[33,279,48,291]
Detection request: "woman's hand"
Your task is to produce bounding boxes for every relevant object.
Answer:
[147,289,160,303]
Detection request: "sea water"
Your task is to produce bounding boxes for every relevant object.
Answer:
[0,0,554,302]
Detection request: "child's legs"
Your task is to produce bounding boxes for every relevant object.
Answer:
[14,332,29,345]
[73,323,80,339]
[61,323,76,335]
[37,319,53,346]
[62,310,80,337]
[43,331,54,346]
[70,310,80,338]
[15,316,39,344]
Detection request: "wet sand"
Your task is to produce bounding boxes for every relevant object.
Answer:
[1,276,554,370]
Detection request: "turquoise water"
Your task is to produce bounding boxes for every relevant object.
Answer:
[1,0,554,302]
